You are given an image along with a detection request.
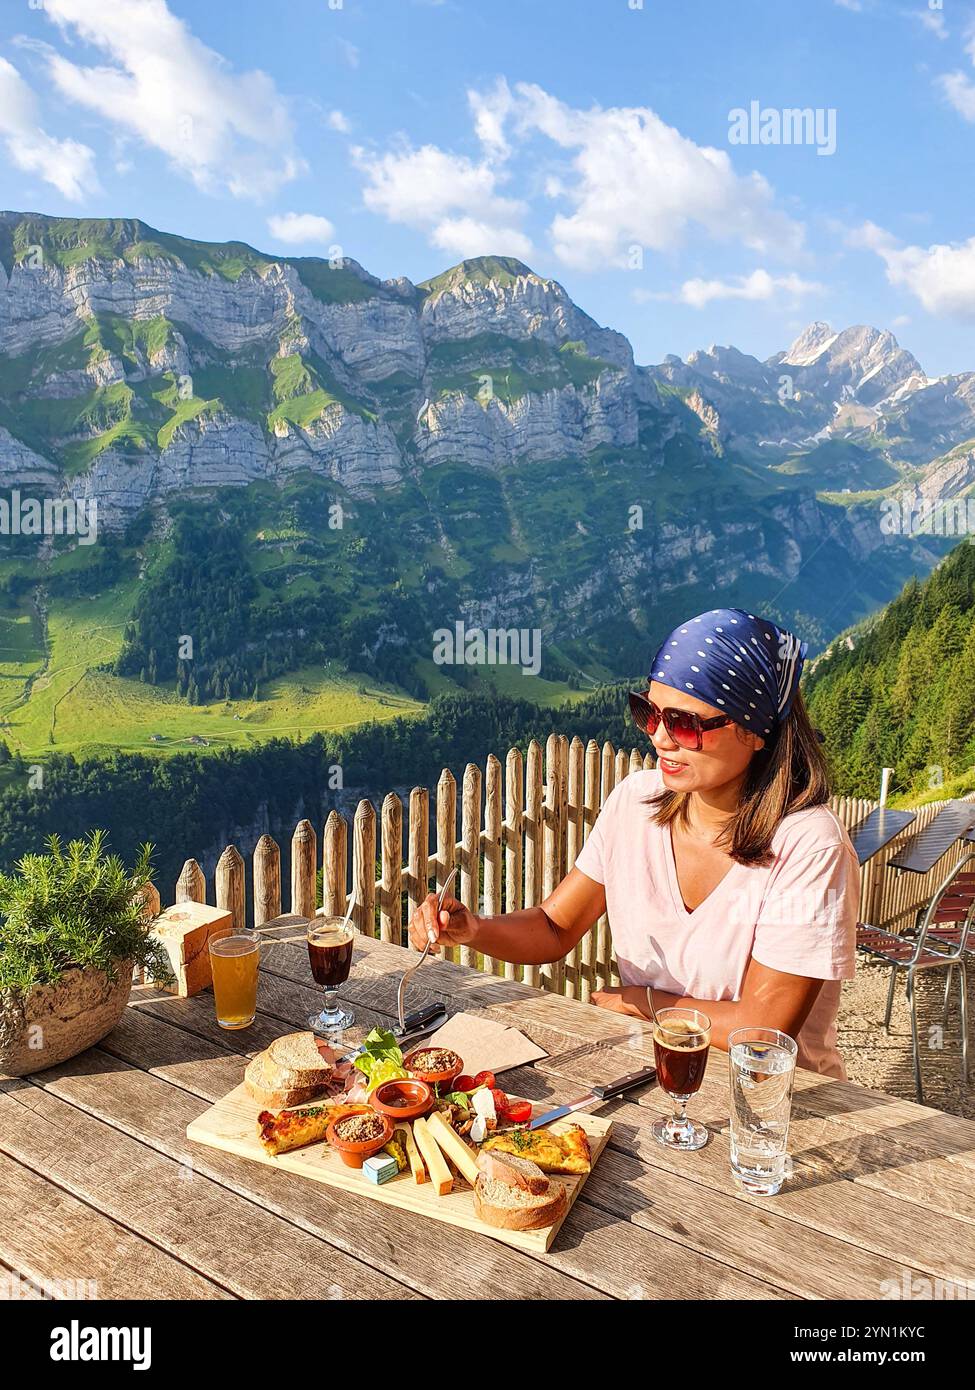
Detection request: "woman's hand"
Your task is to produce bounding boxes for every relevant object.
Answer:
[408,892,479,954]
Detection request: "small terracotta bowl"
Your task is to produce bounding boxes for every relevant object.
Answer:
[402,1047,464,1090]
[370,1078,433,1121]
[326,1107,394,1168]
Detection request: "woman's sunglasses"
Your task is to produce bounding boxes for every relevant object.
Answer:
[628,690,732,751]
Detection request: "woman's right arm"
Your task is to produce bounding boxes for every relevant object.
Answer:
[407,866,606,966]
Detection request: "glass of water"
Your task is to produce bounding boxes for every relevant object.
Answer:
[728,1027,797,1195]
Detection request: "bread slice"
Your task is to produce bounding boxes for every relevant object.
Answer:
[473,1173,567,1231]
[266,1032,334,1088]
[476,1148,549,1195]
[244,1051,328,1109]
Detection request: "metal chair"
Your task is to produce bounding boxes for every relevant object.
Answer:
[856,850,975,1103]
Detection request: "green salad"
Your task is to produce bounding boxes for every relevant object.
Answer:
[353,1027,409,1092]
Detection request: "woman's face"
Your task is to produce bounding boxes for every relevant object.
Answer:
[647,680,765,793]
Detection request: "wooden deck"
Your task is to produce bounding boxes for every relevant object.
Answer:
[3,919,975,1301]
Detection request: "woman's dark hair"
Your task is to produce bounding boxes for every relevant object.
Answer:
[646,690,831,866]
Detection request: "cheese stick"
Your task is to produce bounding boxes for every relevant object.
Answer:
[396,1124,427,1185]
[412,1116,453,1195]
[425,1110,481,1187]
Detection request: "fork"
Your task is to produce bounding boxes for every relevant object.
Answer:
[396,866,459,1031]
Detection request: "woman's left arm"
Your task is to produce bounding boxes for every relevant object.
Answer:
[592,957,823,1052]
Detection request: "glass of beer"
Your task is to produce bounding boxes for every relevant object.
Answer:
[209,930,260,1030]
[307,917,355,1034]
[651,1007,712,1150]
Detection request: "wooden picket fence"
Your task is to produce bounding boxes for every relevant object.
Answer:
[156,734,975,1004]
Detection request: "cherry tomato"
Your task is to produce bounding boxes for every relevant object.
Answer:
[453,1074,477,1093]
[504,1099,532,1125]
[490,1088,510,1116]
[471,1070,496,1091]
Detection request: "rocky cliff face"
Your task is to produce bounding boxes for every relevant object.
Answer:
[0,213,971,662]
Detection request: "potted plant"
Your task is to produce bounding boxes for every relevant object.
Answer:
[0,831,171,1076]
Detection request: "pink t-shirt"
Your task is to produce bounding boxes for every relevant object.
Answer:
[574,770,859,1078]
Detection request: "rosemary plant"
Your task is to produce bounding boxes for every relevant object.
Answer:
[0,831,170,994]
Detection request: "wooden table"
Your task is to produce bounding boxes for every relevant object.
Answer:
[3,919,975,1301]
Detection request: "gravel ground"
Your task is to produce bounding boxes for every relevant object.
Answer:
[837,956,974,1117]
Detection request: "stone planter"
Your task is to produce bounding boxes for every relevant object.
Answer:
[0,961,134,1077]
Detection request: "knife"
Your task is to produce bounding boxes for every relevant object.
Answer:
[338,1006,449,1064]
[528,1065,657,1129]
[393,1003,449,1040]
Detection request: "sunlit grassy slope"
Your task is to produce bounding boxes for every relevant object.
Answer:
[0,580,602,759]
[0,583,425,758]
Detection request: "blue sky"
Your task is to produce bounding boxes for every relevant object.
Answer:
[2,0,975,374]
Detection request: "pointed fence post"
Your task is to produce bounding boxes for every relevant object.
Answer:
[291,819,317,921]
[407,787,430,945]
[503,747,524,982]
[216,845,246,932]
[436,768,457,963]
[322,810,348,918]
[380,792,403,944]
[352,799,376,936]
[176,858,206,905]
[523,740,543,988]
[482,754,503,974]
[253,835,281,928]
[460,762,482,969]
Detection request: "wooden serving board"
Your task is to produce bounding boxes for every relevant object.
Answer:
[187,1084,612,1253]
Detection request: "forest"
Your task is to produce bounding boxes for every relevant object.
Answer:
[805,539,975,799]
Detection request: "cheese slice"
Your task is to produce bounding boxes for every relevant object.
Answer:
[412,1117,453,1195]
[396,1124,427,1185]
[425,1110,481,1187]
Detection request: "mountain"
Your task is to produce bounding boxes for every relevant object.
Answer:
[650,321,975,470]
[0,212,971,761]
[805,537,975,799]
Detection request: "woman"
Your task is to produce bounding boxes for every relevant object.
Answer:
[409,608,859,1079]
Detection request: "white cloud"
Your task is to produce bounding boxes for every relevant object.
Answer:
[354,141,532,260]
[327,110,351,134]
[355,79,801,272]
[267,211,336,245]
[651,269,824,309]
[337,39,360,69]
[937,68,975,119]
[469,77,514,160]
[917,8,948,40]
[0,57,97,201]
[430,215,531,260]
[851,220,975,317]
[36,0,304,199]
[503,82,803,270]
[935,25,975,116]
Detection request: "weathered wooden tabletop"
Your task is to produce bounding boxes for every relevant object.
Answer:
[3,918,975,1301]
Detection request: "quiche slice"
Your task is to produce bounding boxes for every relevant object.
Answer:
[481,1122,591,1174]
[258,1102,363,1156]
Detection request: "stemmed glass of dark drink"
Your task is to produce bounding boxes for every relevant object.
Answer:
[307,917,355,1034]
[651,1006,712,1150]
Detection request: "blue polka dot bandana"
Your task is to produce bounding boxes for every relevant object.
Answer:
[649,609,807,738]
